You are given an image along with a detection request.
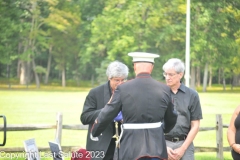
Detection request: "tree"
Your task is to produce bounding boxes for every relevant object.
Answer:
[0,0,22,81]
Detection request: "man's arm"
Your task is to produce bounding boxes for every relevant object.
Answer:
[80,90,102,125]
[163,101,178,133]
[92,90,122,137]
[174,120,200,159]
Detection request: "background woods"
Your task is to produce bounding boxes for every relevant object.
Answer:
[0,0,240,89]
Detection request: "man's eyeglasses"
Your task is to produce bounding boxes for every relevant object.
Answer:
[111,78,126,83]
[163,72,178,78]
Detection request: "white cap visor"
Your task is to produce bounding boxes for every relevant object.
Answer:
[128,52,160,63]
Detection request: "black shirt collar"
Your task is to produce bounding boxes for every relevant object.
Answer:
[178,83,186,93]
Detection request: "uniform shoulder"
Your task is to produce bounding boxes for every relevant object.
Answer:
[155,79,170,87]
[119,78,135,86]
[152,80,171,92]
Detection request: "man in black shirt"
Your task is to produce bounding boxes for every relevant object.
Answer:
[162,58,203,160]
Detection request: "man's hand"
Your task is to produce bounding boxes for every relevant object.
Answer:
[167,147,184,160]
[233,144,240,154]
[172,147,184,160]
[167,147,177,160]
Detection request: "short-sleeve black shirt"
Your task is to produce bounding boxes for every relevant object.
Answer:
[165,83,203,137]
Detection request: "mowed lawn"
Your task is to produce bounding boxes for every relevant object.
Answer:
[0,90,239,160]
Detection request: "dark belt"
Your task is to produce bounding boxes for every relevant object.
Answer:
[165,135,187,142]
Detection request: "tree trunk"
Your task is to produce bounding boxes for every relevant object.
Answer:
[238,74,240,85]
[44,45,52,84]
[27,60,31,85]
[190,66,196,90]
[233,74,240,86]
[74,54,80,87]
[202,62,208,92]
[19,61,28,85]
[32,59,40,88]
[19,44,31,85]
[208,66,212,87]
[17,60,21,79]
[62,68,66,87]
[7,63,10,79]
[75,70,80,87]
[196,66,201,87]
[76,76,80,87]
[222,69,226,91]
[218,69,221,84]
[7,63,11,88]
[17,42,22,78]
[91,74,95,88]
[231,70,234,90]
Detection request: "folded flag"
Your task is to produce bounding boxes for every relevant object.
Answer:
[114,111,123,122]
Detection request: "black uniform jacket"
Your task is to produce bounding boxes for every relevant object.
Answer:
[81,82,114,160]
[92,73,178,160]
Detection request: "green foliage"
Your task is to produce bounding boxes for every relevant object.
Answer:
[34,65,46,73]
[95,59,111,84]
[0,1,22,65]
[0,0,240,87]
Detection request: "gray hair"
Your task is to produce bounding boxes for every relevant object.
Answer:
[106,61,129,79]
[162,58,185,73]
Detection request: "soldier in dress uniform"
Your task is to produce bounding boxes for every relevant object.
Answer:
[91,52,178,160]
[80,61,129,160]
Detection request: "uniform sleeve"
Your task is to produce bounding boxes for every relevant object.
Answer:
[80,89,102,125]
[91,89,122,137]
[163,99,178,133]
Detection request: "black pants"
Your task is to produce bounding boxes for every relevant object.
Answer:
[232,149,240,160]
[103,138,116,160]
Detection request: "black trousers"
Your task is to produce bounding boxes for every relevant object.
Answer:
[103,138,116,160]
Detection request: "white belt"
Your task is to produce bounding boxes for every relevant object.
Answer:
[123,122,162,129]
[116,122,162,148]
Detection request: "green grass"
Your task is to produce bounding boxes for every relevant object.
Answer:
[0,90,89,160]
[196,87,240,93]
[195,152,232,160]
[0,90,239,160]
[193,92,239,160]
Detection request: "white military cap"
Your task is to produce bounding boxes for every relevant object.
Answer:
[128,52,160,63]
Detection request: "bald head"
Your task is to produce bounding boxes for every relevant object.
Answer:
[134,62,154,75]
